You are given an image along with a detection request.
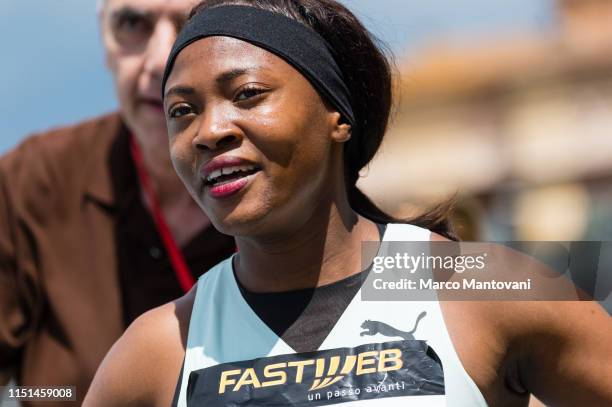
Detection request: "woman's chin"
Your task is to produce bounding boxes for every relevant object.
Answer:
[208,206,273,238]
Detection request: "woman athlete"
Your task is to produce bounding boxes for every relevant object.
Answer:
[84,1,612,406]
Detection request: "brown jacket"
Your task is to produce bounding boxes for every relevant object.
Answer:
[0,114,235,405]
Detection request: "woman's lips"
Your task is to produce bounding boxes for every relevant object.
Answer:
[206,171,259,198]
[201,156,261,199]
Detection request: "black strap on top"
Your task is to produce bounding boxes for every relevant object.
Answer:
[162,5,355,125]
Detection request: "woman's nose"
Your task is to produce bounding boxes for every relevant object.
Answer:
[192,107,242,151]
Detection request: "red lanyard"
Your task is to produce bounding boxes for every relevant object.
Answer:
[129,135,195,293]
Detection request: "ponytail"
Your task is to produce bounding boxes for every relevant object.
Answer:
[347,182,458,241]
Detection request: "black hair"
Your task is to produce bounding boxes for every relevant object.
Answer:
[189,0,457,240]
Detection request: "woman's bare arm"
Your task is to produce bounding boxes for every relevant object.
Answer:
[520,300,612,405]
[84,290,194,407]
[431,233,612,404]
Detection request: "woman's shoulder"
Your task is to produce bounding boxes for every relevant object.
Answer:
[429,232,612,403]
[83,288,196,406]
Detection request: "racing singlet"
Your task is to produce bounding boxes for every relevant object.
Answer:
[175,224,488,406]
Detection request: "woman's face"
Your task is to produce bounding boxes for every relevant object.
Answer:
[164,36,350,237]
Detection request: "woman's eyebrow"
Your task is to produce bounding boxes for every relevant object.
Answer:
[165,85,195,99]
[164,67,268,98]
[215,67,263,85]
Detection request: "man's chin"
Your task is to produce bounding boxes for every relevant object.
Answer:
[123,107,169,141]
[138,102,167,122]
[129,119,171,151]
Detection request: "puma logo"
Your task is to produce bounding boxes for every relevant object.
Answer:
[360,311,427,341]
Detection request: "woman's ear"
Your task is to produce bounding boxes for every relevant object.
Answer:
[329,112,352,143]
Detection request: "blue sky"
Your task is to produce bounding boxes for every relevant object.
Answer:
[0,0,553,153]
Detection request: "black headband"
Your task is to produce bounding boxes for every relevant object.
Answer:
[162,5,355,125]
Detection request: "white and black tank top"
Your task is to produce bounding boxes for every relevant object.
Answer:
[174,224,488,406]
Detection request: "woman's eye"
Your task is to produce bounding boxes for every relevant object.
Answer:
[235,87,265,102]
[168,104,194,118]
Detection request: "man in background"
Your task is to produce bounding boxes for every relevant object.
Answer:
[0,0,233,404]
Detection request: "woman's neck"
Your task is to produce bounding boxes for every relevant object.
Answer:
[233,198,380,293]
